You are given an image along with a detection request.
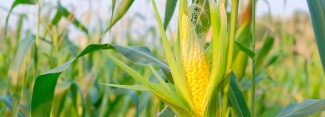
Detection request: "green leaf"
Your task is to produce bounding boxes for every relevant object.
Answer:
[276,99,325,117]
[228,72,251,117]
[235,41,255,58]
[307,0,325,74]
[0,96,26,117]
[31,44,111,117]
[31,43,175,116]
[164,0,177,30]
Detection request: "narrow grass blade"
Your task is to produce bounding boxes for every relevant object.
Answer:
[276,99,325,117]
[228,72,251,117]
[307,0,325,74]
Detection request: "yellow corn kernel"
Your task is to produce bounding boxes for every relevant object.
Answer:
[180,13,210,117]
[182,45,210,116]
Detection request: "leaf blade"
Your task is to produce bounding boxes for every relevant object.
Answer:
[31,44,111,116]
[307,0,325,74]
[228,72,251,117]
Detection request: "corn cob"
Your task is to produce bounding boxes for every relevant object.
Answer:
[180,13,210,116]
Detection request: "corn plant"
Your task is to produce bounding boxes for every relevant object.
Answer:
[1,0,325,117]
[107,0,248,116]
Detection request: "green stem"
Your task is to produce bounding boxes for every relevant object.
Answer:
[221,82,230,116]
[251,0,256,116]
[222,0,239,116]
[226,0,239,71]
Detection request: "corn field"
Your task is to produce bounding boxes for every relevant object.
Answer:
[1,0,325,117]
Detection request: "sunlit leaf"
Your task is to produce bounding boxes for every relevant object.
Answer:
[101,84,149,91]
